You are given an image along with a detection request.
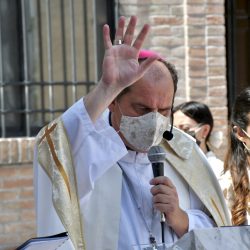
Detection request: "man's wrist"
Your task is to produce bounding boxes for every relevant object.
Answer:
[167,208,189,238]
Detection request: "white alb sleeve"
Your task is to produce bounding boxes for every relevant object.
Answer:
[61,98,127,200]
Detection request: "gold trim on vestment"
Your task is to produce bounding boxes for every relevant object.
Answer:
[39,124,71,200]
[211,197,225,226]
[37,119,85,250]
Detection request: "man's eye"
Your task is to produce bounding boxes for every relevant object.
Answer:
[136,107,150,114]
[161,111,171,117]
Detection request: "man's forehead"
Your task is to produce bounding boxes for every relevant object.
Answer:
[144,61,170,79]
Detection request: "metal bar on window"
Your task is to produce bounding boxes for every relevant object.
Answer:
[21,0,30,136]
[46,0,54,120]
[69,0,77,102]
[0,81,95,86]
[60,0,68,109]
[0,11,5,137]
[83,0,90,85]
[0,0,106,138]
[37,0,45,125]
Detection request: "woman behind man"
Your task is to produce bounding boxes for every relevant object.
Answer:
[223,87,250,225]
[173,101,224,179]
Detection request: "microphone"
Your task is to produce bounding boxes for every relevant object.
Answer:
[148,145,165,177]
[163,130,173,141]
[148,145,166,243]
[163,111,173,141]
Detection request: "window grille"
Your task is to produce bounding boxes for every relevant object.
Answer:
[0,0,115,138]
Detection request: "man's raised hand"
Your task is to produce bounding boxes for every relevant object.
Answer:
[101,16,158,93]
[84,16,158,123]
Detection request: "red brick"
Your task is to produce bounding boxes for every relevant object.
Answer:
[19,200,35,209]
[151,0,183,3]
[208,86,227,96]
[188,17,205,26]
[0,140,10,164]
[151,26,171,36]
[207,47,225,57]
[18,166,33,177]
[208,66,226,77]
[0,213,19,223]
[188,26,205,36]
[189,78,208,87]
[208,77,226,87]
[210,107,228,117]
[207,37,225,46]
[189,37,205,46]
[189,86,208,98]
[206,5,224,15]
[0,167,19,178]
[0,191,18,201]
[4,222,35,234]
[20,210,36,221]
[207,26,225,36]
[1,200,34,213]
[189,69,207,78]
[3,179,33,189]
[207,96,227,107]
[206,15,225,25]
[151,16,183,25]
[188,5,206,15]
[19,189,34,199]
[189,59,206,70]
[189,48,206,58]
[9,140,18,163]
[0,235,18,245]
[187,0,206,3]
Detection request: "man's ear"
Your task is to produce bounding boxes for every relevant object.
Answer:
[233,126,246,143]
[108,99,116,112]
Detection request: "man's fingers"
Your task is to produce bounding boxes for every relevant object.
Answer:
[103,24,112,49]
[138,56,159,76]
[114,16,126,43]
[150,176,175,188]
[133,24,150,50]
[123,16,137,45]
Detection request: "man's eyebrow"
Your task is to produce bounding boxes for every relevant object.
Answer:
[133,102,172,110]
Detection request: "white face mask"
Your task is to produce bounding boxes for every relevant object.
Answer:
[119,111,170,152]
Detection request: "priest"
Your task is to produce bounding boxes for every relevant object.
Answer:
[34,16,231,250]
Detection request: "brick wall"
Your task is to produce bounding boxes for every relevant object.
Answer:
[0,139,35,250]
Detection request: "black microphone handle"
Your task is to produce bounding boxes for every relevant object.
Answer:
[152,162,164,177]
[151,161,166,244]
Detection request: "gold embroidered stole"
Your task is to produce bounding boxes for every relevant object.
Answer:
[161,138,231,226]
[37,118,85,250]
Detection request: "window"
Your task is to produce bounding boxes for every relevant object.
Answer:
[226,0,250,113]
[0,0,115,137]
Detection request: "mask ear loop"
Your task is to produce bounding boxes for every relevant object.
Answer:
[232,126,250,154]
[109,101,122,134]
[242,128,250,139]
[241,128,250,154]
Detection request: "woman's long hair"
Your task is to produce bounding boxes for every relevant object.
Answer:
[224,87,250,225]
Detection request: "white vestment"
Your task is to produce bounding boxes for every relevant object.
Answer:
[34,98,231,250]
